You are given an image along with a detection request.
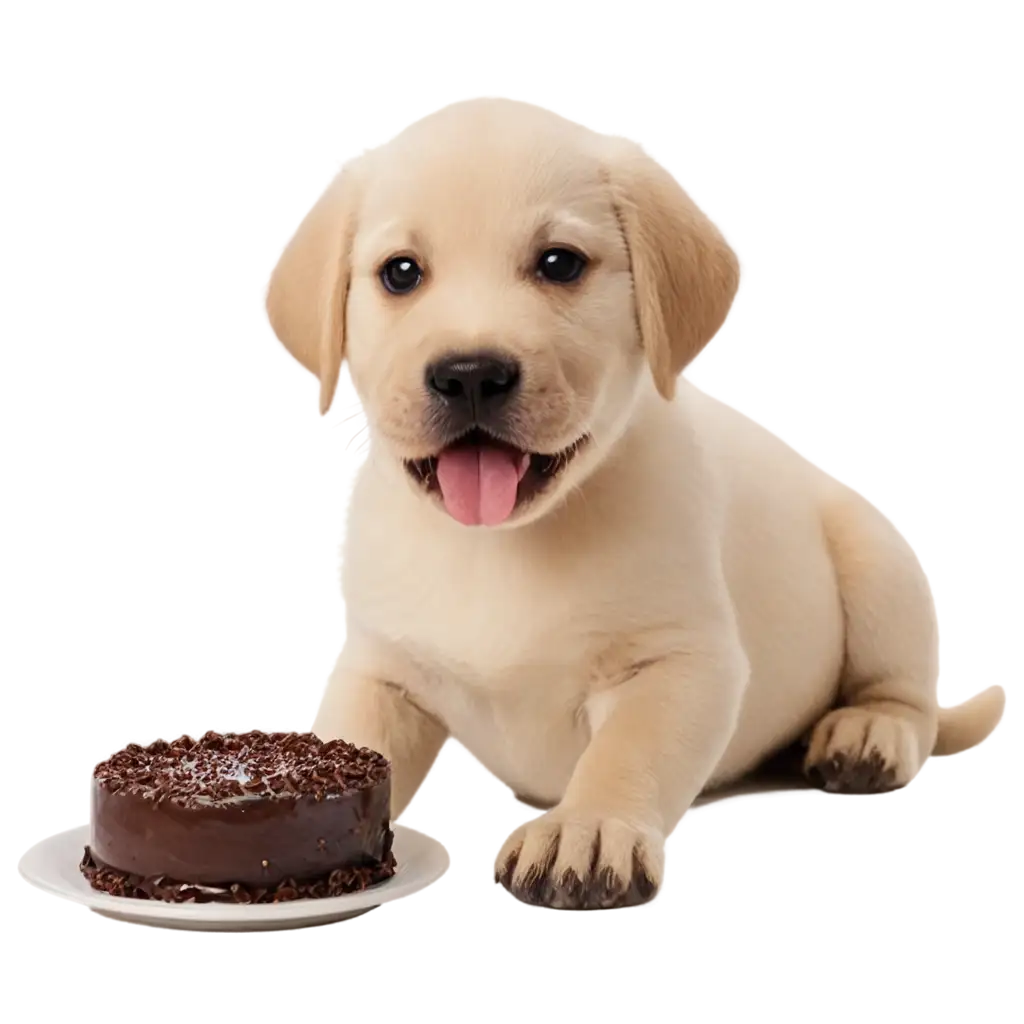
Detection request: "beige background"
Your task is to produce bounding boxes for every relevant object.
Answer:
[2,12,1024,1024]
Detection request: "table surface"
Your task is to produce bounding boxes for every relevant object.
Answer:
[8,753,1024,929]
[8,765,1024,1019]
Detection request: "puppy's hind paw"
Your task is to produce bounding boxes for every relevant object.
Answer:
[804,706,923,794]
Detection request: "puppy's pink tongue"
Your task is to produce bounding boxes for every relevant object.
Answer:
[436,445,523,526]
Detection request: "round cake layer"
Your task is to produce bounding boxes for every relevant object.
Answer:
[86,731,394,891]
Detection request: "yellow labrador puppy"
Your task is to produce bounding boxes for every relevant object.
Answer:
[266,98,1005,910]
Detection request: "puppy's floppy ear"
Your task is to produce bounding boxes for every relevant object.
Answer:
[266,162,362,414]
[606,142,739,399]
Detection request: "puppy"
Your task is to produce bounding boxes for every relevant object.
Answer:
[265,98,1005,910]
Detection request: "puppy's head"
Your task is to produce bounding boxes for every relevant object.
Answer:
[267,99,737,527]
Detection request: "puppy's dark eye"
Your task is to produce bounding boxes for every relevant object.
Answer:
[537,247,587,284]
[380,256,423,294]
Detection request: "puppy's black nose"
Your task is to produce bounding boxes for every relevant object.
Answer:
[426,353,521,412]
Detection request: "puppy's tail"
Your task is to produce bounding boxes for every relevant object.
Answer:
[933,686,1006,756]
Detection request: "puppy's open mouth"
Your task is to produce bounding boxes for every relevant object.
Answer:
[404,428,588,526]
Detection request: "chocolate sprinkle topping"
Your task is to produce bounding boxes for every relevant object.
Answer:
[92,731,391,808]
[80,847,396,904]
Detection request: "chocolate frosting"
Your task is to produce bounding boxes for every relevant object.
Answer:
[90,772,392,886]
[82,731,396,899]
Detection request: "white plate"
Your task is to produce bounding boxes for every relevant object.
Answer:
[19,824,449,931]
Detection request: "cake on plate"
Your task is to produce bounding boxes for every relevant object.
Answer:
[80,730,395,903]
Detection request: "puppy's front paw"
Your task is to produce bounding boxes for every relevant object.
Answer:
[494,810,664,910]
[804,707,921,793]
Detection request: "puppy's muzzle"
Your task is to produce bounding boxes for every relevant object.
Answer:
[425,351,521,433]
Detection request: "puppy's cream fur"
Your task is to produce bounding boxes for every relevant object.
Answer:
[266,99,1005,909]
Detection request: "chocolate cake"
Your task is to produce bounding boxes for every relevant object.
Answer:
[80,731,396,903]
